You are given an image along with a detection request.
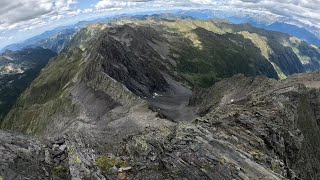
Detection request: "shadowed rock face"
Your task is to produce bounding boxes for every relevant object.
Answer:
[1,18,320,179]
[96,30,169,97]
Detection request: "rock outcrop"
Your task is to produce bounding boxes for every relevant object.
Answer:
[0,131,70,179]
[1,73,320,179]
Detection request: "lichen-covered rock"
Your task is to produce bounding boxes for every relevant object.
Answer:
[0,131,70,179]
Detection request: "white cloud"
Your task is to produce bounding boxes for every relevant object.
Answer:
[55,0,77,9]
[2,0,319,35]
[0,0,320,49]
[0,0,78,32]
[226,0,320,28]
[189,0,214,5]
[95,0,127,9]
[94,0,150,10]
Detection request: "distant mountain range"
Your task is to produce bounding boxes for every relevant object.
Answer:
[264,22,320,47]
[0,17,114,53]
[1,10,319,54]
[1,27,78,53]
[179,10,320,47]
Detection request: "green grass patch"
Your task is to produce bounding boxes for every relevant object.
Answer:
[96,156,129,173]
[52,165,69,179]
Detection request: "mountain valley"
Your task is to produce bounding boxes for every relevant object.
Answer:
[0,48,56,120]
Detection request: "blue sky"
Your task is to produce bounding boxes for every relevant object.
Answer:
[0,0,319,49]
[75,0,100,9]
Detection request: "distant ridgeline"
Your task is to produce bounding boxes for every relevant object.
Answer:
[178,10,320,47]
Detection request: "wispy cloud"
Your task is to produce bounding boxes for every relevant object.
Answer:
[225,0,320,28]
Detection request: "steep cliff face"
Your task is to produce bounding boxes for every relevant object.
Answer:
[2,18,320,179]
[94,25,169,97]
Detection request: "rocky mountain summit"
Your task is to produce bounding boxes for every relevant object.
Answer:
[1,72,320,179]
[0,17,320,179]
